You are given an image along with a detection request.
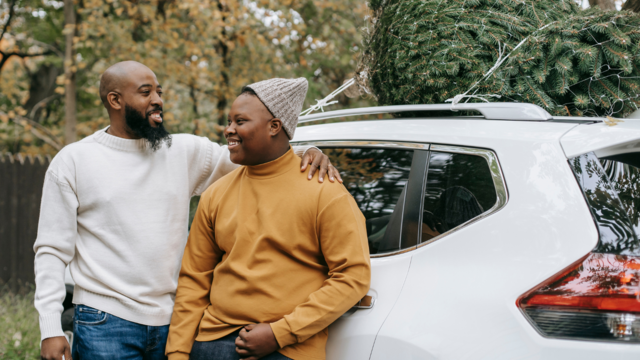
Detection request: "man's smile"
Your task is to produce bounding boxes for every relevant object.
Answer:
[148,109,163,124]
[227,138,242,150]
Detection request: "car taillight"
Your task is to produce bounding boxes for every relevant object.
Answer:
[518,252,640,343]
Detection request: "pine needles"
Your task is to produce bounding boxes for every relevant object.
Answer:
[363,0,640,117]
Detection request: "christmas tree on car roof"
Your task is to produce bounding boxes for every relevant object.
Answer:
[360,0,640,117]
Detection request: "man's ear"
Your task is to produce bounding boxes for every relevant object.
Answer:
[269,118,284,137]
[107,92,122,111]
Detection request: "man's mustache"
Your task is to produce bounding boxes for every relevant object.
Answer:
[146,106,163,117]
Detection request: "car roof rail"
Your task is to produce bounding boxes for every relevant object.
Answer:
[298,103,554,124]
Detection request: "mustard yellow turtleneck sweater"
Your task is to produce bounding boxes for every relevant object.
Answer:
[166,148,371,360]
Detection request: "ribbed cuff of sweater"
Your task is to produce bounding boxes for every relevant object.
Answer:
[39,312,65,341]
[270,318,297,348]
[167,352,190,360]
[292,145,320,158]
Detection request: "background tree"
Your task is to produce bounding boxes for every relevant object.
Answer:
[0,0,374,156]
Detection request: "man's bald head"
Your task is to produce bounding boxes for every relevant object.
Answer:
[99,61,156,108]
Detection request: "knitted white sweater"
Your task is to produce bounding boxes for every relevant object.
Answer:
[34,127,311,340]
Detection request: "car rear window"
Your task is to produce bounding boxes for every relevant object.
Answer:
[600,153,640,241]
[570,152,640,255]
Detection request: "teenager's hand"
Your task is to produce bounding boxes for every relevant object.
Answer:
[300,148,343,183]
[235,323,279,360]
[41,336,71,360]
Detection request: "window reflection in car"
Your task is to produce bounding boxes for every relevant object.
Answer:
[321,148,413,255]
[421,152,497,243]
[570,153,639,255]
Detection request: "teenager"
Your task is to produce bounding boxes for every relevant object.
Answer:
[35,61,341,360]
[166,78,371,360]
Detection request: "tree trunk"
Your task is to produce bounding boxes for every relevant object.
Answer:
[24,64,62,121]
[215,0,231,128]
[63,0,77,145]
[622,0,640,12]
[589,0,617,10]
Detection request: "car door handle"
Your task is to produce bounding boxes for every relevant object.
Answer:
[352,295,375,310]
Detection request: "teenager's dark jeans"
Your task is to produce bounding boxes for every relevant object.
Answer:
[72,304,169,360]
[190,330,291,360]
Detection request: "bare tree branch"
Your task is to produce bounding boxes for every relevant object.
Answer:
[2,111,63,150]
[29,94,62,120]
[30,39,65,58]
[0,49,55,71]
[0,0,17,42]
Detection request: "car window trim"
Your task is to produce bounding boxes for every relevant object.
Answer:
[290,141,508,256]
[401,150,430,251]
[416,144,509,248]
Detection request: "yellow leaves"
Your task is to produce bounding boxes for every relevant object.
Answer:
[15,107,27,116]
[164,112,175,121]
[115,7,124,16]
[8,110,16,118]
[62,24,75,36]
[56,75,66,86]
[55,87,66,95]
[605,116,623,126]
[0,114,8,123]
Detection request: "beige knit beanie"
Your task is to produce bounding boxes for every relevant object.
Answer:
[245,77,308,139]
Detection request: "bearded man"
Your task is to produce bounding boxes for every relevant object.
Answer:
[34,61,340,360]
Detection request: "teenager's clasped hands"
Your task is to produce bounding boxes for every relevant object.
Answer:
[235,323,280,360]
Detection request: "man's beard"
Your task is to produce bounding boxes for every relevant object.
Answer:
[124,105,172,151]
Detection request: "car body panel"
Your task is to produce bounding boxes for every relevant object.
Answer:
[369,134,603,359]
[326,253,412,360]
[560,119,640,158]
[294,117,640,358]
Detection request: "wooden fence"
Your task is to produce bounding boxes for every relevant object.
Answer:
[0,153,50,289]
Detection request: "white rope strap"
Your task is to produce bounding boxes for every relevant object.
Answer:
[446,21,556,108]
[300,78,356,116]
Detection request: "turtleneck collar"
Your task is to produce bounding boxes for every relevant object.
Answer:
[246,147,296,179]
[93,126,149,152]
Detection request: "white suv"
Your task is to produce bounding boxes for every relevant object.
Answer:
[292,103,640,359]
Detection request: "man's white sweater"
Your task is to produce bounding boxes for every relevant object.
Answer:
[34,127,311,340]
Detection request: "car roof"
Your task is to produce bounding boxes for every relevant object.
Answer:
[293,103,640,159]
[293,118,577,152]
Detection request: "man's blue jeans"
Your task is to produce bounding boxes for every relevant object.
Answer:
[72,304,169,360]
[190,330,291,360]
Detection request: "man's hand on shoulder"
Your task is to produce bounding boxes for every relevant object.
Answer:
[41,336,71,360]
[300,148,343,183]
[235,323,279,360]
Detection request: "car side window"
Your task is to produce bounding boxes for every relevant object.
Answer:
[422,151,497,243]
[321,148,413,255]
